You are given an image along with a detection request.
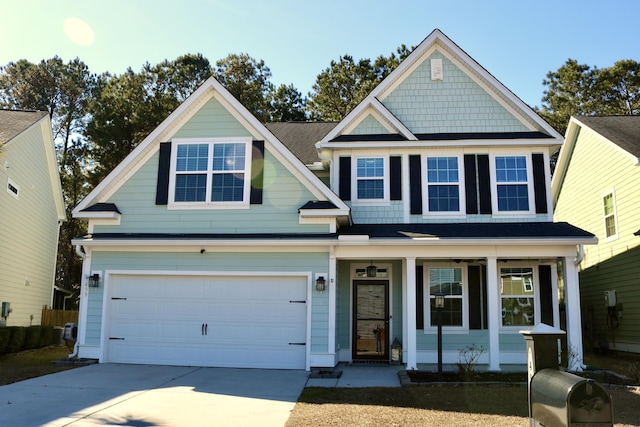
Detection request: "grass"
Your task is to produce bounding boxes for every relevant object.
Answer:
[0,345,79,386]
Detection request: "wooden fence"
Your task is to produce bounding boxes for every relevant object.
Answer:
[41,308,79,326]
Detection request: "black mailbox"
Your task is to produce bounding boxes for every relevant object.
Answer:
[531,368,612,426]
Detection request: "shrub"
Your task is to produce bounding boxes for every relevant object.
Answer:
[7,327,25,353]
[0,328,10,354]
[25,326,43,349]
[457,344,485,381]
[39,326,53,347]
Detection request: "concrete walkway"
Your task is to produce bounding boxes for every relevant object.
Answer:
[307,363,404,388]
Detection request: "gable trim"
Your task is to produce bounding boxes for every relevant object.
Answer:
[73,77,349,216]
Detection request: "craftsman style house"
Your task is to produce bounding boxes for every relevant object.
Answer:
[553,115,640,354]
[72,30,595,371]
[0,110,65,326]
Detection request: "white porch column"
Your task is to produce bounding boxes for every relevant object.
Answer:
[564,257,584,370]
[328,247,337,356]
[486,257,501,371]
[405,257,417,370]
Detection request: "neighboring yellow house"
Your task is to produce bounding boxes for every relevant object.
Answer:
[553,115,640,354]
[0,110,65,326]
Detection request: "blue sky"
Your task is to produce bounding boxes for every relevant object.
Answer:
[4,0,639,109]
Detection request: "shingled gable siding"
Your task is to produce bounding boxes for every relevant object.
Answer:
[339,156,351,201]
[380,51,530,134]
[532,153,548,214]
[463,154,492,215]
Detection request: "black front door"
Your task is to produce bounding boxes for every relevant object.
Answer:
[353,280,389,360]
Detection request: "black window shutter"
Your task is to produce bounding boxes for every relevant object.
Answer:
[339,157,351,201]
[539,265,553,326]
[409,155,422,214]
[250,141,265,204]
[532,153,548,214]
[468,265,488,329]
[390,156,402,201]
[477,154,492,214]
[155,142,171,205]
[416,264,424,330]
[464,155,478,214]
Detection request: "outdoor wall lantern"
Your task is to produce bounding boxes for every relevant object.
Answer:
[366,261,377,277]
[434,292,446,309]
[315,276,326,292]
[88,273,100,288]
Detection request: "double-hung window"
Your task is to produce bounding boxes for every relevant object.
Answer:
[426,156,461,214]
[500,267,535,327]
[602,190,618,240]
[355,157,385,201]
[170,138,250,207]
[495,155,530,212]
[425,266,467,329]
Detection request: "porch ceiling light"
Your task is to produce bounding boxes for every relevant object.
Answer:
[366,261,377,278]
[315,276,326,292]
[434,291,446,309]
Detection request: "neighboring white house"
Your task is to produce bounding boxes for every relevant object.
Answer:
[71,30,595,371]
[0,109,65,326]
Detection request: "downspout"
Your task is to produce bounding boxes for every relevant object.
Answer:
[574,244,584,266]
[68,245,86,358]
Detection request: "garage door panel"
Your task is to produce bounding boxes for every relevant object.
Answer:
[107,274,307,369]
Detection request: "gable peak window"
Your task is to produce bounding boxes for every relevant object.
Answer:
[169,138,250,208]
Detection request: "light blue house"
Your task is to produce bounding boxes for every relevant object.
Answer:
[72,30,595,371]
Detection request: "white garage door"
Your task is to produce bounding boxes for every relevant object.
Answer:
[106,274,307,369]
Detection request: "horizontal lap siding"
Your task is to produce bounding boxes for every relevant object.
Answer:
[554,127,640,268]
[95,149,328,234]
[0,121,60,326]
[172,97,250,139]
[416,330,489,352]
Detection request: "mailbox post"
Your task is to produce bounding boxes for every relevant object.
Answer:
[520,324,613,427]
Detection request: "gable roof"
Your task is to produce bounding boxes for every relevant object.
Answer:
[74,77,349,215]
[0,109,48,145]
[319,29,562,148]
[265,122,336,165]
[0,109,65,221]
[575,116,640,158]
[552,115,640,206]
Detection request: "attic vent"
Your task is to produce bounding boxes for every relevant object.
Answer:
[431,58,443,81]
[6,178,18,199]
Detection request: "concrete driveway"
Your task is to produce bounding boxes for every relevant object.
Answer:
[0,363,309,427]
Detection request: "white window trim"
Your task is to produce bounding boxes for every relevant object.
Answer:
[6,177,19,199]
[422,153,466,218]
[489,151,536,218]
[602,188,619,241]
[423,263,469,334]
[351,156,390,206]
[498,264,539,333]
[167,137,251,210]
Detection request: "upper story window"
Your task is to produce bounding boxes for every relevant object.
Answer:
[602,190,618,240]
[169,138,250,208]
[426,156,461,213]
[500,267,535,327]
[425,265,467,330]
[355,157,386,201]
[495,155,530,212]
